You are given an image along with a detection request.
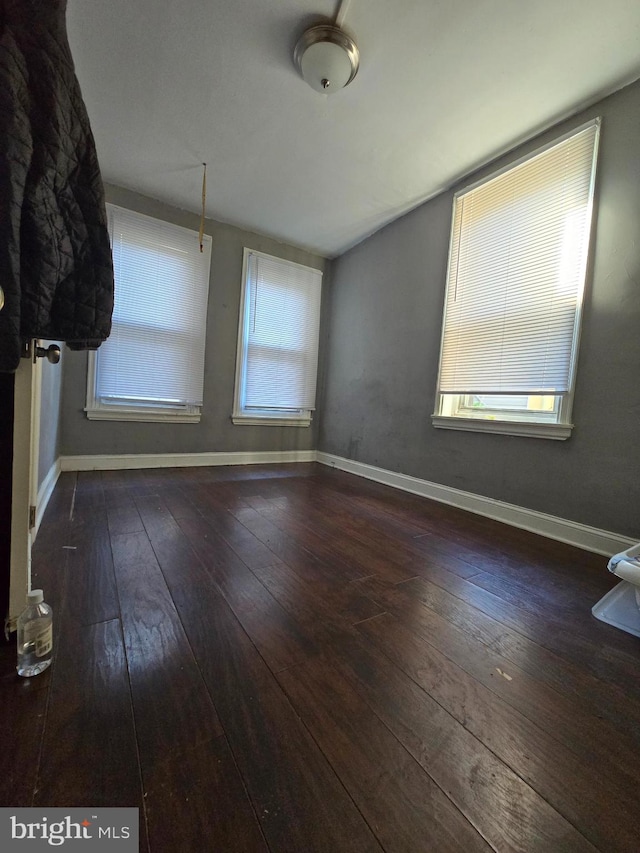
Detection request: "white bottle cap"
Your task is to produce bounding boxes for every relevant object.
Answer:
[27,589,44,604]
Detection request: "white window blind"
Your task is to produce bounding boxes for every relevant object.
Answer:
[438,121,599,396]
[235,250,322,419]
[95,205,212,412]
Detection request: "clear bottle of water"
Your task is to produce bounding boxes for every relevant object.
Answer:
[16,589,53,677]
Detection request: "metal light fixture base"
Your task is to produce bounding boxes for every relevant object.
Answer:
[294,24,360,94]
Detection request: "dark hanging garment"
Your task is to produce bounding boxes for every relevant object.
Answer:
[0,0,114,372]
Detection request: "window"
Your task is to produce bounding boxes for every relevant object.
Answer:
[432,119,600,440]
[233,249,322,426]
[86,205,212,422]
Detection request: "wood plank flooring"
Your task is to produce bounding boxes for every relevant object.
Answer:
[2,462,639,852]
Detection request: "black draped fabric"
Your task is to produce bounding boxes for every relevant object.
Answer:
[0,0,113,372]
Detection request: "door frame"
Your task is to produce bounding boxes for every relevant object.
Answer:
[7,341,41,632]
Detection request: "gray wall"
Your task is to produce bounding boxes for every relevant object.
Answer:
[38,345,63,487]
[318,78,640,539]
[60,185,328,457]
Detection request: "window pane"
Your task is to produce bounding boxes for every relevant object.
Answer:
[96,206,212,408]
[438,121,599,398]
[239,251,322,414]
[436,120,599,431]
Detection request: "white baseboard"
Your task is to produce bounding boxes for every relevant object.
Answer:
[34,457,61,538]
[57,448,635,556]
[316,451,636,557]
[60,449,317,472]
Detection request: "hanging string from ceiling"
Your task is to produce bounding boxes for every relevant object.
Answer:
[199,162,207,252]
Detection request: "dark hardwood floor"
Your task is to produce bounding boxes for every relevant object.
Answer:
[1,462,639,852]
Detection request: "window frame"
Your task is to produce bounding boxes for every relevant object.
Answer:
[432,118,601,441]
[232,248,322,427]
[85,205,212,424]
[435,394,571,439]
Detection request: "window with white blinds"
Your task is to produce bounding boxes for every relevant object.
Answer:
[233,249,322,426]
[433,119,600,439]
[86,205,212,422]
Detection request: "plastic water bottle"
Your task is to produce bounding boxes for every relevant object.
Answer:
[16,590,53,677]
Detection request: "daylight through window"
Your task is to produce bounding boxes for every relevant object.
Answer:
[432,119,600,439]
[86,205,212,422]
[233,249,322,426]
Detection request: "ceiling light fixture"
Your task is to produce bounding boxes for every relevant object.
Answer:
[294,23,360,94]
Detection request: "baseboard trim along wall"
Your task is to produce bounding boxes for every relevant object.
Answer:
[35,458,61,539]
[316,451,636,557]
[56,449,634,557]
[60,449,317,472]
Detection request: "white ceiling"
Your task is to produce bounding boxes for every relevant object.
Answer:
[67,0,640,258]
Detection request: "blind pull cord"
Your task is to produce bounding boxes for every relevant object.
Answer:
[199,162,207,252]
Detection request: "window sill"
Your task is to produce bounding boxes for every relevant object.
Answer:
[431,415,573,440]
[85,407,201,424]
[232,413,311,427]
